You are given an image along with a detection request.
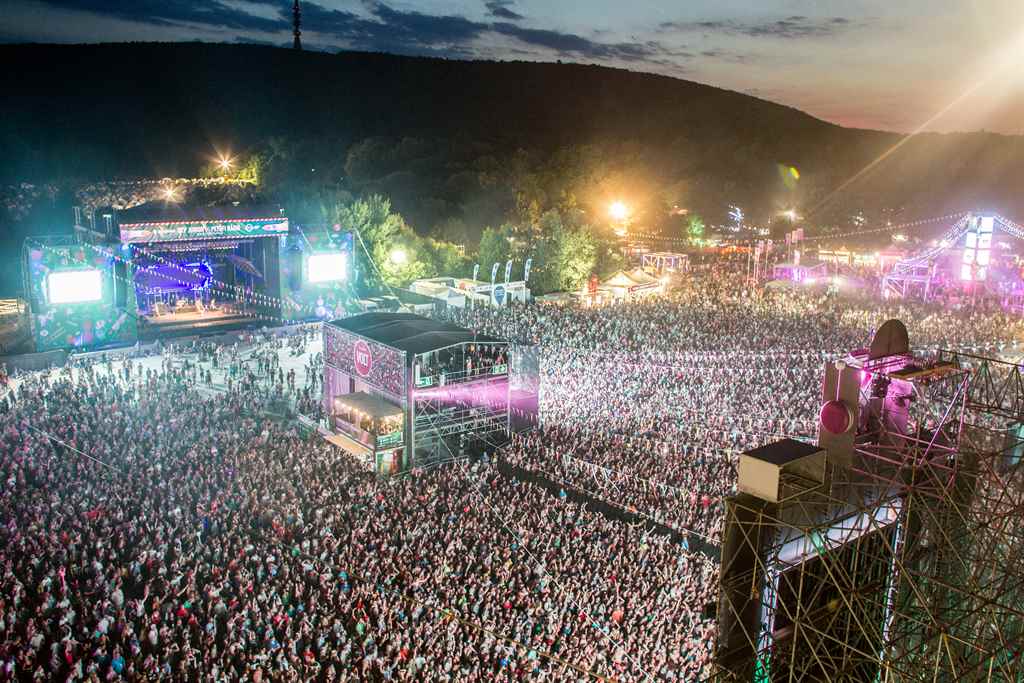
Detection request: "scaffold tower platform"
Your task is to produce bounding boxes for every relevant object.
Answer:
[714,320,1024,682]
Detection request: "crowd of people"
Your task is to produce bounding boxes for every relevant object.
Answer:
[0,340,714,681]
[1,262,1021,681]
[442,271,1024,541]
[415,345,508,384]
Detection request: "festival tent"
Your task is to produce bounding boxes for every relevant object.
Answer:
[601,269,663,301]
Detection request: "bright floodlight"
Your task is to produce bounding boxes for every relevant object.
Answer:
[162,187,178,201]
[390,249,407,265]
[307,253,347,283]
[219,156,233,170]
[609,201,629,221]
[47,270,103,304]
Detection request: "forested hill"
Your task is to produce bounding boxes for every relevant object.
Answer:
[2,42,845,176]
[2,42,1024,225]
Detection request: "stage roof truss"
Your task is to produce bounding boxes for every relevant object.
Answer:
[883,214,1024,301]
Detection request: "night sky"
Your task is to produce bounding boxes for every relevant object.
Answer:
[3,0,1023,134]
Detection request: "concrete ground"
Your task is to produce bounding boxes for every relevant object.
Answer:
[4,329,324,402]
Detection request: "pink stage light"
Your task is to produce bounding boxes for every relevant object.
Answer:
[820,400,854,434]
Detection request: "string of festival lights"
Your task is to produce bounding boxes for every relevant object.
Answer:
[629,211,967,245]
[30,240,305,328]
[90,242,314,314]
[996,214,1024,241]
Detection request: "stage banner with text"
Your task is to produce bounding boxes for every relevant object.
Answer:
[119,218,289,244]
[323,324,406,398]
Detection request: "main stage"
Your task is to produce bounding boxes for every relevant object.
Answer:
[116,202,287,334]
[138,308,259,339]
[22,197,360,352]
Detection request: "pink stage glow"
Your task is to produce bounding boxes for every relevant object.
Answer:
[415,378,511,408]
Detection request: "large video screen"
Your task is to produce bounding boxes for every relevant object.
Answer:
[47,270,103,304]
[307,253,347,283]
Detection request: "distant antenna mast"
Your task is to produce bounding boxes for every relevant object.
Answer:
[292,0,302,50]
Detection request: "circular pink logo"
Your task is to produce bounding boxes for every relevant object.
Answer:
[353,340,373,377]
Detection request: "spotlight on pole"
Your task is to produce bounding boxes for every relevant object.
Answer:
[609,201,629,221]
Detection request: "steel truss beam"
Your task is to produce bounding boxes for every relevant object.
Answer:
[714,351,1024,681]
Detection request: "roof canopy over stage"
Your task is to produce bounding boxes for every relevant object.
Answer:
[115,201,288,244]
[333,391,403,419]
[328,312,504,356]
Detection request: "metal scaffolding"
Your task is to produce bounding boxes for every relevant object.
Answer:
[882,213,1024,302]
[715,321,1024,682]
[410,344,511,465]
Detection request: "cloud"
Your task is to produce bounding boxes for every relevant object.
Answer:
[484,0,523,21]
[366,1,484,44]
[35,0,284,33]
[660,15,858,39]
[699,47,751,64]
[491,23,678,62]
[302,0,687,64]
[30,0,690,67]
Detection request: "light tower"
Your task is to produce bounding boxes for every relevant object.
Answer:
[292,0,302,51]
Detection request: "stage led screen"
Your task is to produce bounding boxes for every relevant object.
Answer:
[26,245,138,351]
[47,270,103,304]
[307,253,347,283]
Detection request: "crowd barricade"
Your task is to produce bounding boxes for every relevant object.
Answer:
[498,456,721,563]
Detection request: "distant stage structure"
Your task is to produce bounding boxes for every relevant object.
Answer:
[322,313,516,474]
[23,201,355,351]
[715,319,1024,681]
[883,212,1024,308]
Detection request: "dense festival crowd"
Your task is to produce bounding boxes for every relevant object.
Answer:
[0,265,1021,681]
[0,345,714,681]
[442,273,1024,540]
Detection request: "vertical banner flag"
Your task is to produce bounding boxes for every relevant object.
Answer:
[504,260,513,283]
[524,258,532,282]
[472,264,479,282]
[490,263,499,284]
[796,228,804,242]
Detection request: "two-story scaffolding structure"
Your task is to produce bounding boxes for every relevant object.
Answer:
[714,320,1024,681]
[323,313,511,473]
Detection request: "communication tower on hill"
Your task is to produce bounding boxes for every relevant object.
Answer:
[714,319,1024,681]
[293,0,302,51]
